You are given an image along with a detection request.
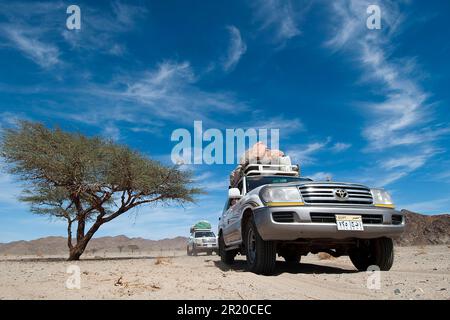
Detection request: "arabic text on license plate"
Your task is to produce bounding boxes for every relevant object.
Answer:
[335,215,364,231]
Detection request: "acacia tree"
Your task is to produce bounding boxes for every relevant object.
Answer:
[1,122,201,260]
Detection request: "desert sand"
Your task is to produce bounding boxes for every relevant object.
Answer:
[0,245,448,300]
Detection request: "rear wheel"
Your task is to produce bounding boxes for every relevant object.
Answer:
[219,234,236,265]
[349,237,394,271]
[244,217,276,275]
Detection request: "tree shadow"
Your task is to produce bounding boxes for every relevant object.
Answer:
[214,259,358,275]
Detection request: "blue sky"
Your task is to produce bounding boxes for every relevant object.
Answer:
[0,0,449,242]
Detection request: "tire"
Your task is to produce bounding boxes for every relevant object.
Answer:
[349,237,394,271]
[192,245,198,256]
[219,234,235,265]
[186,246,191,256]
[207,251,212,256]
[244,217,276,275]
[283,253,301,264]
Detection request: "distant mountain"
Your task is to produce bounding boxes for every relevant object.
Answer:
[0,235,188,256]
[396,210,450,246]
[0,211,448,256]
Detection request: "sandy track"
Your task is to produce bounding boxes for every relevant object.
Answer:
[0,245,448,300]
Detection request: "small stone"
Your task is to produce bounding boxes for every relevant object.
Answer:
[394,288,401,295]
[439,288,446,291]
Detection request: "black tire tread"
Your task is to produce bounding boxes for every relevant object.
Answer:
[245,218,276,275]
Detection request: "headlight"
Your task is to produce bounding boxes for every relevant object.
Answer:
[371,188,395,208]
[195,239,202,244]
[260,186,304,206]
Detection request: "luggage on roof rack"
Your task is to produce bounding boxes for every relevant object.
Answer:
[190,220,212,234]
[229,156,300,187]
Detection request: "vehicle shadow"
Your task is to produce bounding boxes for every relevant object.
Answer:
[214,260,357,275]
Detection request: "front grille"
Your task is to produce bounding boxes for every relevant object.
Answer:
[310,212,383,224]
[392,215,403,225]
[272,212,295,223]
[299,184,373,205]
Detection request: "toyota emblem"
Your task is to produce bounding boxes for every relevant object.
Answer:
[334,189,349,200]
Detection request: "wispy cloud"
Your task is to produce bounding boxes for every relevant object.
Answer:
[287,138,351,164]
[1,25,61,68]
[251,0,302,44]
[248,116,305,135]
[287,138,330,164]
[306,171,333,181]
[62,1,147,56]
[330,142,351,153]
[222,26,247,72]
[325,0,449,185]
[0,1,146,68]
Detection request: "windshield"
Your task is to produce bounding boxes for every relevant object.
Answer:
[246,176,312,192]
[195,231,215,238]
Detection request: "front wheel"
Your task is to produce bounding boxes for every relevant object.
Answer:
[349,237,394,271]
[186,246,191,256]
[244,217,276,275]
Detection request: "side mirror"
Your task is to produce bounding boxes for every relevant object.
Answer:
[228,188,242,199]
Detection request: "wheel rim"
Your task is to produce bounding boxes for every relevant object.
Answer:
[247,227,256,264]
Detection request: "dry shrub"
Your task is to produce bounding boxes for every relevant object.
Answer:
[155,257,172,265]
[415,245,427,256]
[317,252,334,260]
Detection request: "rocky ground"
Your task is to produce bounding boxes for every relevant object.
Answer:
[0,245,448,300]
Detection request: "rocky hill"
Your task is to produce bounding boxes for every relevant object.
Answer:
[396,210,450,246]
[0,235,188,256]
[0,211,448,256]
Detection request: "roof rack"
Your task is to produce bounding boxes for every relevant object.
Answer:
[230,157,300,187]
[243,163,300,177]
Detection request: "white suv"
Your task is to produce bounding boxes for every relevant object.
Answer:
[187,230,218,256]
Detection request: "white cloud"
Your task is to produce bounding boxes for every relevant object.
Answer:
[248,116,305,135]
[330,142,351,152]
[306,172,333,181]
[1,25,61,68]
[223,26,247,72]
[325,0,449,185]
[51,60,249,128]
[0,1,146,68]
[287,139,330,164]
[251,0,301,43]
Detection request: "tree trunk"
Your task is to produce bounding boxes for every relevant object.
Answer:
[67,220,103,261]
[68,245,86,261]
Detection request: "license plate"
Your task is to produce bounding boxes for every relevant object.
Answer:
[335,215,364,231]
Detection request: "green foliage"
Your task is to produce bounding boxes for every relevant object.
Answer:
[0,121,202,225]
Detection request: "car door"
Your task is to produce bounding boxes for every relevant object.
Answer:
[226,198,243,243]
[222,199,235,244]
[224,179,245,244]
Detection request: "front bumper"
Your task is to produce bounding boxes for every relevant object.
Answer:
[194,243,218,252]
[253,205,405,241]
